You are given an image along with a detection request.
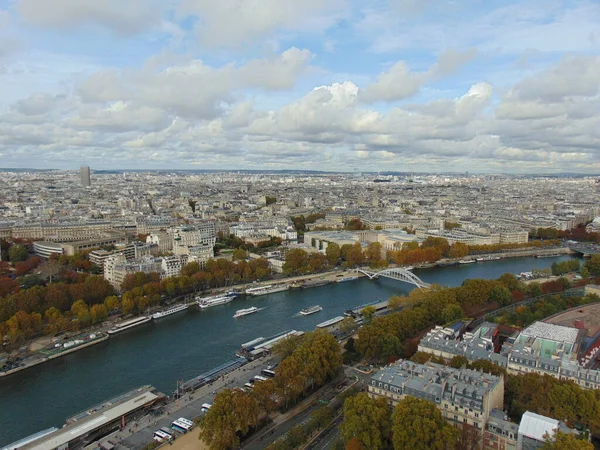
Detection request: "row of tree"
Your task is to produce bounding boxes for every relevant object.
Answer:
[198,330,342,450]
[534,225,600,243]
[551,259,581,276]
[354,272,582,363]
[282,241,388,275]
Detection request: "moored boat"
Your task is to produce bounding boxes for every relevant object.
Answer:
[152,303,189,320]
[458,259,476,264]
[337,276,359,283]
[245,285,289,296]
[107,316,151,334]
[196,291,238,309]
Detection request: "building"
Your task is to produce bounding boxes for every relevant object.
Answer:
[161,255,186,279]
[12,221,113,241]
[303,230,360,252]
[32,241,64,259]
[80,165,91,187]
[418,320,600,390]
[104,255,162,291]
[517,411,577,450]
[15,386,163,450]
[368,360,504,431]
[484,409,518,450]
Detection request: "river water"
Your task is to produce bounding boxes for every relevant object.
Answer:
[0,255,576,445]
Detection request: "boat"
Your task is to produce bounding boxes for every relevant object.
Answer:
[476,256,501,262]
[245,285,290,296]
[337,276,359,283]
[107,316,151,334]
[316,316,345,328]
[233,307,259,318]
[301,280,331,289]
[196,291,238,309]
[458,259,476,264]
[436,261,457,267]
[152,303,189,320]
[299,305,323,316]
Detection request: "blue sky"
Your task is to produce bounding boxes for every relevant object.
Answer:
[0,0,599,172]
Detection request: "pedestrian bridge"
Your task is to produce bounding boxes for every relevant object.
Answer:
[356,267,431,289]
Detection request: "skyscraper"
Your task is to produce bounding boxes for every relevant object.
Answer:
[80,165,91,186]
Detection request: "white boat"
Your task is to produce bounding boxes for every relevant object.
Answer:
[107,316,151,334]
[476,256,501,262]
[299,305,323,316]
[233,307,259,318]
[458,259,476,264]
[196,292,237,309]
[337,276,359,283]
[245,285,289,297]
[152,303,189,320]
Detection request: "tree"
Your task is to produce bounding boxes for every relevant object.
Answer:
[584,254,600,276]
[283,249,309,275]
[489,285,513,306]
[441,303,463,323]
[9,245,28,263]
[199,388,261,450]
[361,306,376,323]
[391,397,457,450]
[346,438,364,450]
[580,267,590,279]
[326,242,341,266]
[449,355,469,369]
[232,249,247,261]
[448,242,469,259]
[340,393,391,450]
[498,273,520,291]
[388,295,405,310]
[364,242,383,263]
[345,242,365,267]
[541,431,593,450]
[309,406,334,431]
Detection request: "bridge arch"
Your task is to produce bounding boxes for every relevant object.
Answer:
[356,267,431,289]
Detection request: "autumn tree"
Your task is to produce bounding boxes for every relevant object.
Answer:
[391,397,457,450]
[489,285,513,306]
[449,242,469,259]
[540,431,593,450]
[283,249,309,275]
[340,393,391,450]
[199,388,262,450]
[361,306,376,323]
[326,242,341,266]
[584,254,600,276]
[345,242,365,267]
[232,249,248,261]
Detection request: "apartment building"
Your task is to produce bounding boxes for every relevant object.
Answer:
[418,321,600,390]
[368,360,504,432]
[12,221,113,241]
[104,254,162,291]
[484,409,518,450]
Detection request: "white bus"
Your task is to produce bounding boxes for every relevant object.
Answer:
[254,375,268,382]
[261,369,276,378]
[201,403,212,412]
[171,419,192,432]
[153,430,172,442]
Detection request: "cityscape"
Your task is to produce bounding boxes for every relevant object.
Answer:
[1,0,600,450]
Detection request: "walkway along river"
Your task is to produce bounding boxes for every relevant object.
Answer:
[0,255,577,445]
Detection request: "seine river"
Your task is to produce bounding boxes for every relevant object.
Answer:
[0,255,576,445]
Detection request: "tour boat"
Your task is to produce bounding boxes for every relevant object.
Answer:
[233,307,259,318]
[151,303,189,320]
[299,305,323,316]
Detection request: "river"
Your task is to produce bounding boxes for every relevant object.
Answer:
[0,255,577,445]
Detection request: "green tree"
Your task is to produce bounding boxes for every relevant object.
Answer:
[489,285,513,306]
[309,406,334,431]
[326,242,341,266]
[361,305,376,323]
[9,244,28,263]
[449,355,469,369]
[498,273,520,291]
[580,266,590,279]
[584,254,600,276]
[340,393,391,450]
[541,431,593,450]
[391,397,457,450]
[441,303,463,323]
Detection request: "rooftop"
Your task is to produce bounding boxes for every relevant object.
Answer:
[520,321,580,344]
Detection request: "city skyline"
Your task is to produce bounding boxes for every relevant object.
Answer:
[0,1,598,173]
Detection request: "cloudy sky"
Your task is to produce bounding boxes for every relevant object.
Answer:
[0,0,599,173]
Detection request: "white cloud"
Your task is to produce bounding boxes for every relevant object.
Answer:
[15,0,168,35]
[177,0,347,48]
[359,62,428,102]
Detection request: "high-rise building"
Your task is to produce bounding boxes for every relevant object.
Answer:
[80,166,91,186]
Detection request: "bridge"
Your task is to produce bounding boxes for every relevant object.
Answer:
[569,245,600,256]
[356,267,431,289]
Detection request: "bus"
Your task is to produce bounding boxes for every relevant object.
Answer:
[171,418,193,432]
[201,403,212,412]
[153,430,172,442]
[261,369,276,378]
[254,375,268,382]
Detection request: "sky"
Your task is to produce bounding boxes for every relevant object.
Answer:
[0,0,599,173]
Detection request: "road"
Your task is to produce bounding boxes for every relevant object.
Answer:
[306,414,343,450]
[95,356,276,450]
